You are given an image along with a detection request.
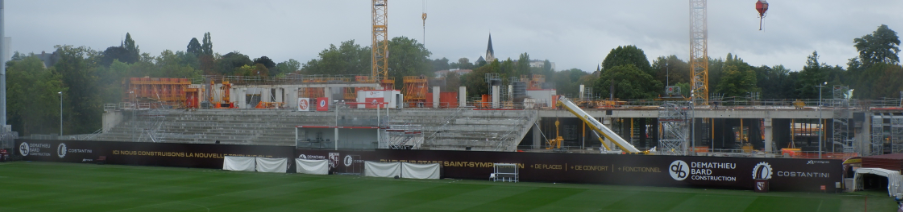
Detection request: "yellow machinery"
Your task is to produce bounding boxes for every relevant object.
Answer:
[557,96,645,154]
[546,120,564,150]
[210,79,236,109]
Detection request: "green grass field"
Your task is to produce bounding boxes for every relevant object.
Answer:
[0,162,895,212]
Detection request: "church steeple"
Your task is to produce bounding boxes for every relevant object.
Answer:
[485,33,495,62]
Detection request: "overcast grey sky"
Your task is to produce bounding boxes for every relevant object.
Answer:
[6,0,903,73]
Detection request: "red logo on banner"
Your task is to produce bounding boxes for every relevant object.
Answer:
[365,98,384,109]
[316,97,329,111]
[298,98,309,111]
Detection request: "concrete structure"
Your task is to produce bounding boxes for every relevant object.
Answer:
[95,107,537,152]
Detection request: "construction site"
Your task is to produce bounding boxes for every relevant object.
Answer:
[6,1,903,204]
[87,71,903,158]
[58,0,897,161]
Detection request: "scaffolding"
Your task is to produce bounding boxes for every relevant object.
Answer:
[871,113,903,155]
[123,77,191,108]
[658,101,691,155]
[385,125,424,149]
[402,76,428,106]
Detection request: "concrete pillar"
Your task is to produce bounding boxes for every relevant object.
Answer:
[288,88,299,109]
[861,114,871,156]
[603,117,614,151]
[532,121,541,149]
[579,84,585,99]
[764,118,773,153]
[433,86,440,108]
[491,85,500,108]
[324,87,332,105]
[240,88,247,108]
[508,84,513,101]
[459,86,466,107]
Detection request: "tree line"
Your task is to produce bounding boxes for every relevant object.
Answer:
[6,32,300,136]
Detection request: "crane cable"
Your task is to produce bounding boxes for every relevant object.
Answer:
[422,0,427,46]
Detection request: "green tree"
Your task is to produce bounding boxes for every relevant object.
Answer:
[602,45,652,75]
[387,36,431,89]
[651,55,691,87]
[444,72,461,92]
[216,52,253,75]
[457,57,473,69]
[155,50,202,79]
[301,40,371,75]
[201,32,213,56]
[253,56,276,69]
[187,38,202,56]
[715,54,758,97]
[53,45,103,134]
[199,32,215,74]
[551,68,587,97]
[796,51,831,99]
[101,46,129,66]
[516,53,531,77]
[851,63,903,99]
[462,65,492,98]
[543,60,553,74]
[593,64,663,100]
[6,56,67,135]
[854,24,900,66]
[274,59,301,76]
[431,57,450,71]
[755,65,796,99]
[123,33,140,63]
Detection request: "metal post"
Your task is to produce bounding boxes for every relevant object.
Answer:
[691,98,695,156]
[377,102,380,147]
[58,91,62,136]
[818,82,825,159]
[0,0,6,127]
[335,101,339,150]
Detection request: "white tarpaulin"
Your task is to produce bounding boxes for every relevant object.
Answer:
[296,159,329,175]
[401,163,440,179]
[364,161,401,178]
[853,167,903,198]
[255,157,288,173]
[223,156,256,172]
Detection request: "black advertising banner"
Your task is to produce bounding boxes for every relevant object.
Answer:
[15,139,294,168]
[16,139,100,163]
[14,139,841,192]
[295,149,843,192]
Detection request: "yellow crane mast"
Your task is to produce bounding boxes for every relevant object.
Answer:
[689,0,709,105]
[372,0,393,89]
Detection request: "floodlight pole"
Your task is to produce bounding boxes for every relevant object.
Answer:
[817,82,826,159]
[58,91,62,136]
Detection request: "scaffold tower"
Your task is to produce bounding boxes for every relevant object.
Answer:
[659,101,691,155]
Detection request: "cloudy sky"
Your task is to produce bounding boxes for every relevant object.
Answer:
[6,0,903,73]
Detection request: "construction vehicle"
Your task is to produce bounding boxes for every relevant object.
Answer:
[556,96,645,154]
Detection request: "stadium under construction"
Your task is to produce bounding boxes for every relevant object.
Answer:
[69,74,903,159]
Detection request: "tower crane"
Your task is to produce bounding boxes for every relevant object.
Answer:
[689,0,708,105]
[372,0,393,89]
